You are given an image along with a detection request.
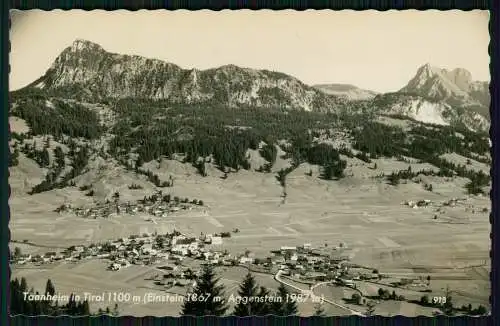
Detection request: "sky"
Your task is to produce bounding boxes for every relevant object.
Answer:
[9,9,490,93]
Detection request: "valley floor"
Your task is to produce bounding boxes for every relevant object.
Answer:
[9,159,491,316]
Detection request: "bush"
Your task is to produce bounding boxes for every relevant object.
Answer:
[79,184,92,191]
[471,305,487,315]
[351,293,362,305]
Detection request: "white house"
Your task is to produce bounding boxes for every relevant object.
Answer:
[239,257,254,264]
[188,242,199,250]
[110,263,121,271]
[172,245,189,256]
[342,279,355,287]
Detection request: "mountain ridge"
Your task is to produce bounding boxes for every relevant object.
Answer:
[15,39,490,132]
[26,39,343,112]
[399,63,490,117]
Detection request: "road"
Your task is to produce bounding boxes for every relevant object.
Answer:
[274,270,365,316]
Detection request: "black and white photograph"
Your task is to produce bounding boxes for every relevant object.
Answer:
[8,9,491,317]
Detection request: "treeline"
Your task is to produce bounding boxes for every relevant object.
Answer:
[138,169,173,188]
[283,140,347,180]
[109,102,352,180]
[10,277,117,316]
[10,94,102,140]
[9,147,19,167]
[413,290,488,316]
[349,120,490,193]
[180,265,307,316]
[350,120,489,162]
[29,142,89,195]
[386,161,490,195]
[112,129,257,174]
[109,101,343,174]
[20,142,50,168]
[124,157,176,187]
[259,142,277,172]
[107,100,358,179]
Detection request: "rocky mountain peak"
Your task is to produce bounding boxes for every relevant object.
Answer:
[67,39,105,53]
[447,68,473,89]
[417,63,439,76]
[405,63,476,93]
[25,39,341,110]
[400,63,489,116]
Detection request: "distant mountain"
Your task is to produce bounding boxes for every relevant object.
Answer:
[399,63,490,117]
[313,83,378,101]
[25,39,343,112]
[13,40,490,133]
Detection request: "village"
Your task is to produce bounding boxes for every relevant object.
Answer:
[12,220,488,316]
[10,227,414,293]
[53,190,205,219]
[400,197,489,219]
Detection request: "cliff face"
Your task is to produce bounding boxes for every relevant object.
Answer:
[29,39,342,111]
[400,63,490,117]
[371,93,489,132]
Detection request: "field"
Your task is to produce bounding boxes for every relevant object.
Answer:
[9,154,491,316]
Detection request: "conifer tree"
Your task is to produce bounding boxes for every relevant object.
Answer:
[270,283,297,316]
[41,148,50,167]
[181,265,228,316]
[233,273,259,316]
[20,277,28,293]
[255,286,272,315]
[82,300,90,316]
[442,286,454,316]
[45,279,55,296]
